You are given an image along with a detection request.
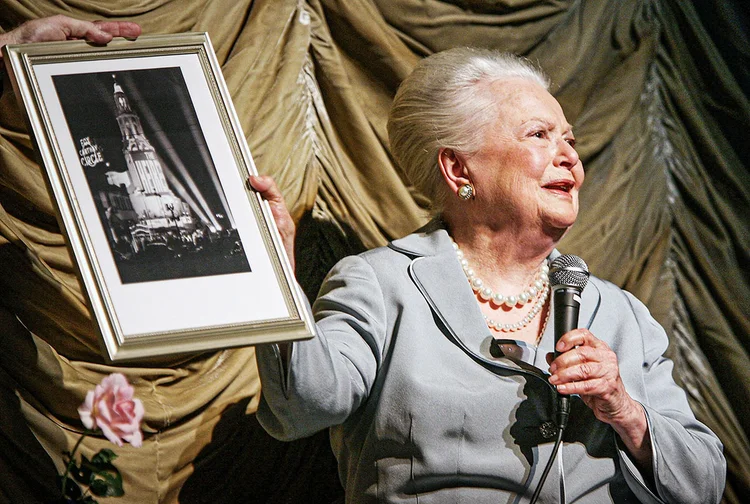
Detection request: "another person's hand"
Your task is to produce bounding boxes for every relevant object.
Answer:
[248,175,296,272]
[0,14,141,49]
[547,329,652,468]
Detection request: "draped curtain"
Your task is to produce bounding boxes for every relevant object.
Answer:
[0,0,747,502]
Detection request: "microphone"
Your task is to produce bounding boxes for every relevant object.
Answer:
[549,254,590,431]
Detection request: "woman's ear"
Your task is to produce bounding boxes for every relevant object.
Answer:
[438,147,472,194]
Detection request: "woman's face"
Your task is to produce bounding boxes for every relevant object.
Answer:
[464,78,584,235]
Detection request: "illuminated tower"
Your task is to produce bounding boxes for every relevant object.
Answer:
[113,79,170,195]
[110,76,192,233]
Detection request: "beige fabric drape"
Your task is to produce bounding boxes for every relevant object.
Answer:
[0,0,747,502]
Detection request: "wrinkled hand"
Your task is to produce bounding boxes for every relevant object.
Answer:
[0,14,141,49]
[548,328,652,467]
[248,175,296,272]
[548,329,639,423]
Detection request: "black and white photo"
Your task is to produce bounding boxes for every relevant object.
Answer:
[53,68,251,283]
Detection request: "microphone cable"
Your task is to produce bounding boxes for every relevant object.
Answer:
[528,400,568,504]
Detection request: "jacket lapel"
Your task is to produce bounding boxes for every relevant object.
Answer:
[390,223,543,378]
[578,280,601,331]
[389,222,490,353]
[389,222,601,379]
[410,251,492,355]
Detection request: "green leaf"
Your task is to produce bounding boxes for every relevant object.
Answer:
[89,478,110,496]
[84,462,124,498]
[62,448,125,499]
[91,449,118,465]
[90,476,121,496]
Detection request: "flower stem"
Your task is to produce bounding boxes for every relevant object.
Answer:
[61,433,87,498]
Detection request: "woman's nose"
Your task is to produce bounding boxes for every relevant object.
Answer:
[556,138,580,169]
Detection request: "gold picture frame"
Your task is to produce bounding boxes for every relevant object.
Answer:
[2,33,314,361]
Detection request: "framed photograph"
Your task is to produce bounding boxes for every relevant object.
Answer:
[2,33,314,361]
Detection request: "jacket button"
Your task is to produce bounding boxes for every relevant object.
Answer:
[539,421,558,439]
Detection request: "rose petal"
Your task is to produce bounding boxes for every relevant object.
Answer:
[78,391,96,430]
[124,429,143,448]
[98,421,124,447]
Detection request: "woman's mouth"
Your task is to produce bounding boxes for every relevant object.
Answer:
[542,180,575,194]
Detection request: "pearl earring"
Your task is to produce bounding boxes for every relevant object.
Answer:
[458,184,474,200]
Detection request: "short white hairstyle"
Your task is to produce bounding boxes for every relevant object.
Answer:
[387,47,550,214]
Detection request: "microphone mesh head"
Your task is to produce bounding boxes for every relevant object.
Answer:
[549,254,590,289]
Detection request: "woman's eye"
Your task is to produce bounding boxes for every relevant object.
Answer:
[533,131,546,139]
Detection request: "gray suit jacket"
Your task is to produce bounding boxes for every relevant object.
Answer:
[257,222,725,503]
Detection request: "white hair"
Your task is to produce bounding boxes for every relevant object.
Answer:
[387,47,550,214]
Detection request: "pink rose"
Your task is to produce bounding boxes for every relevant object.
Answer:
[78,373,144,448]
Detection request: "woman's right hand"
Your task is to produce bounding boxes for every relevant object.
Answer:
[248,175,296,272]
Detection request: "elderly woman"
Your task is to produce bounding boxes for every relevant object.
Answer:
[253,48,725,503]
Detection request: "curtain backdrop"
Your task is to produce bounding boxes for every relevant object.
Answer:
[0,1,747,502]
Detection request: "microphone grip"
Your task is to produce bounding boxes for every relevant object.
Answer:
[552,287,581,357]
[552,287,581,431]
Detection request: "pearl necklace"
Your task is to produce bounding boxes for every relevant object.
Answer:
[451,239,551,335]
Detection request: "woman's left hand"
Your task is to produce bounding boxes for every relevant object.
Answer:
[248,175,296,272]
[548,329,652,468]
